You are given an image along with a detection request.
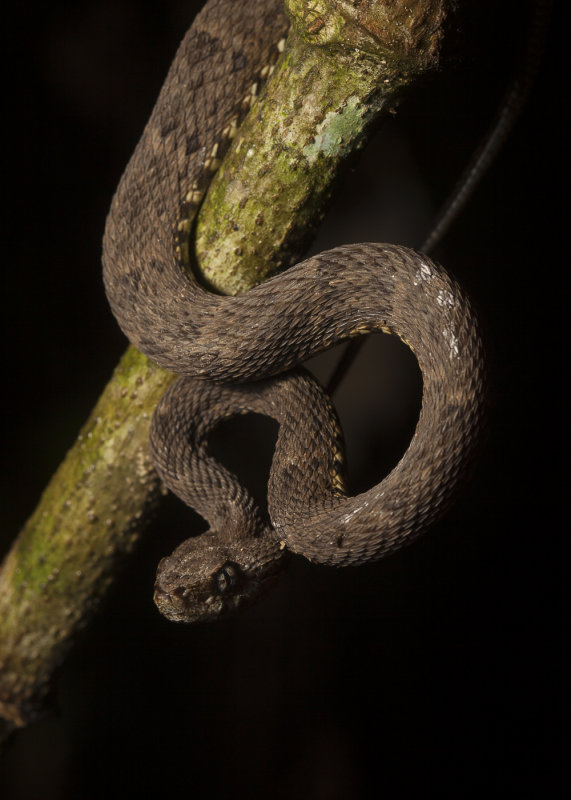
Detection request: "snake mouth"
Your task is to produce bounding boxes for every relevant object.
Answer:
[153,554,287,624]
[153,573,246,623]
[153,582,219,624]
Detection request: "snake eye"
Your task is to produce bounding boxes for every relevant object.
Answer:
[214,561,242,595]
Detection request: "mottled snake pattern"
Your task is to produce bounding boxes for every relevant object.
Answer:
[102,0,486,622]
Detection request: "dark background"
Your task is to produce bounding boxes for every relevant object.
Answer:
[1,0,566,796]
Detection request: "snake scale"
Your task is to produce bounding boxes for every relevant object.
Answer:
[102,0,486,623]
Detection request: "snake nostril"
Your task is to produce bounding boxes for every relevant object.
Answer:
[153,582,172,600]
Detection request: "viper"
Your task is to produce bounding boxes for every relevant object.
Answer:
[102,0,486,623]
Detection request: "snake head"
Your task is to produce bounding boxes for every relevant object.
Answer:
[153,530,288,623]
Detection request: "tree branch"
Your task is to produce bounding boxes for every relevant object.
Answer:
[0,0,446,734]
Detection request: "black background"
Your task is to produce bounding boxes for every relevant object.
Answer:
[1,0,566,797]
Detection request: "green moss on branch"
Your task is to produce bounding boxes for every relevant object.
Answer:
[0,348,174,726]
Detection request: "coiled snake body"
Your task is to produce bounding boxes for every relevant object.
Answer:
[103,0,486,622]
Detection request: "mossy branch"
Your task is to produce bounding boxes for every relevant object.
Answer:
[196,0,446,293]
[0,0,446,734]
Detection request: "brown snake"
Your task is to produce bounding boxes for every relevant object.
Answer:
[102,0,486,623]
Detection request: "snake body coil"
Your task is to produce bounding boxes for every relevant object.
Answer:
[103,0,486,622]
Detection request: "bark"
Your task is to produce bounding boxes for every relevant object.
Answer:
[0,0,446,735]
[196,0,445,293]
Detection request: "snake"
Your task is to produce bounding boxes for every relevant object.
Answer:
[102,0,486,623]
